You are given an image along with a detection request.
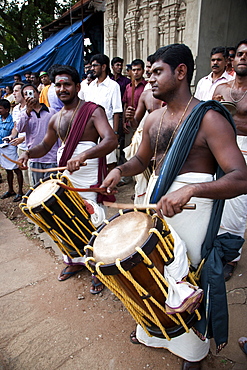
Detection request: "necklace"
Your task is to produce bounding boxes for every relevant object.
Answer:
[230,80,247,103]
[58,100,81,144]
[152,95,193,173]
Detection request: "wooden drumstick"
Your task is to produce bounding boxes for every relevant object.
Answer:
[1,153,23,166]
[57,182,106,193]
[103,201,196,210]
[30,162,87,172]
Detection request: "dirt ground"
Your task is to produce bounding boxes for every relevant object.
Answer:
[0,168,244,369]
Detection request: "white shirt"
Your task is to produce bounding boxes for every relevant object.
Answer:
[12,104,28,151]
[194,70,234,101]
[84,75,122,126]
[78,79,90,100]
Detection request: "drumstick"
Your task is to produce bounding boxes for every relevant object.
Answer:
[1,153,23,166]
[103,201,196,210]
[30,163,87,172]
[57,182,107,193]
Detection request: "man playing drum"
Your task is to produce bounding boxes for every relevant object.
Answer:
[101,44,247,369]
[18,65,118,293]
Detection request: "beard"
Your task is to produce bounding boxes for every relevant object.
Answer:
[235,67,247,77]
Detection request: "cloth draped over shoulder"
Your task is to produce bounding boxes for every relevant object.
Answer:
[58,101,98,167]
[150,100,244,351]
[58,101,115,204]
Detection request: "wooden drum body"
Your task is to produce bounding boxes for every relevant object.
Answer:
[85,209,200,340]
[20,173,96,258]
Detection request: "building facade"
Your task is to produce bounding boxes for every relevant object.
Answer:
[103,0,247,84]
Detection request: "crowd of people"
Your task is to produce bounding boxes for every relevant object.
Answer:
[0,40,247,369]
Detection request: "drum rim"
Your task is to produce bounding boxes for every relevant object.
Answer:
[86,209,170,275]
[21,173,67,213]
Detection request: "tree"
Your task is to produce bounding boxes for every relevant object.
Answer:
[0,0,77,67]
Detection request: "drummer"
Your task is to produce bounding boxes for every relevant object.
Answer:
[213,39,247,281]
[101,44,247,369]
[18,65,118,293]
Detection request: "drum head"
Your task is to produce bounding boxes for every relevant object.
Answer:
[93,211,154,264]
[26,178,61,208]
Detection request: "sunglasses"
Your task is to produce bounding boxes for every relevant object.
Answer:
[229,54,235,58]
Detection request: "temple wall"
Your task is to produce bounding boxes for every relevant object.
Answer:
[103,0,247,84]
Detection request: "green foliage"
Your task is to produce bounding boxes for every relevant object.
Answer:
[0,0,77,67]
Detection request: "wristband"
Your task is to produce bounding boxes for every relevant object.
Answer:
[115,167,122,174]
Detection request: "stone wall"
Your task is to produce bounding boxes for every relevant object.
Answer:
[104,0,247,84]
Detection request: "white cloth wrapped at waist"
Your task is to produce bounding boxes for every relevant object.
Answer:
[164,225,203,314]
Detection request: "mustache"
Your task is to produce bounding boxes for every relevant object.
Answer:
[58,91,70,96]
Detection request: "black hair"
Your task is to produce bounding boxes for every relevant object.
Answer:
[47,64,62,83]
[210,46,227,58]
[6,85,13,92]
[21,84,39,98]
[0,99,10,110]
[152,43,194,85]
[14,74,22,80]
[236,39,247,50]
[50,65,80,85]
[111,57,124,66]
[31,72,40,79]
[24,71,32,75]
[131,59,145,70]
[147,54,154,64]
[90,54,111,75]
[13,82,24,88]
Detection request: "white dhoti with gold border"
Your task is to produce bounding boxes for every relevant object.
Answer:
[136,172,214,361]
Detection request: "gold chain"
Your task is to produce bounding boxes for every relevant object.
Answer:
[152,95,193,173]
[58,99,81,144]
[229,79,247,103]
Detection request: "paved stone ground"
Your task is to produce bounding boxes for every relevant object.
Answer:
[0,181,246,369]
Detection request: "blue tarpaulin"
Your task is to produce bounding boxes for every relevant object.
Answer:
[0,17,91,87]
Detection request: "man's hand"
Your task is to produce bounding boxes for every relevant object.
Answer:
[10,136,25,146]
[125,106,135,121]
[25,97,36,116]
[123,121,130,134]
[18,152,29,170]
[212,94,224,102]
[66,154,87,173]
[156,185,194,218]
[101,168,122,194]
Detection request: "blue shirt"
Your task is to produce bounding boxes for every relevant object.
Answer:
[0,114,14,144]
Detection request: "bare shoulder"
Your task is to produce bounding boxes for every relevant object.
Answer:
[201,109,235,137]
[214,80,233,94]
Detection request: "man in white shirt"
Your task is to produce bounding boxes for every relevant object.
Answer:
[84,54,122,171]
[195,46,234,101]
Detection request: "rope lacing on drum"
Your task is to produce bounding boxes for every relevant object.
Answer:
[19,174,96,259]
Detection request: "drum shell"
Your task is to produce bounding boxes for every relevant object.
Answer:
[86,210,197,338]
[21,175,95,257]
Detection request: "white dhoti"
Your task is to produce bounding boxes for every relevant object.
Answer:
[57,141,105,265]
[0,144,18,170]
[218,136,247,261]
[136,172,214,361]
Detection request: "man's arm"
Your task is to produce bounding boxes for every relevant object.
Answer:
[156,110,247,217]
[18,114,58,167]
[101,111,155,191]
[125,91,147,130]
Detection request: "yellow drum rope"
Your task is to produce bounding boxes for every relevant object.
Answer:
[84,215,202,340]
